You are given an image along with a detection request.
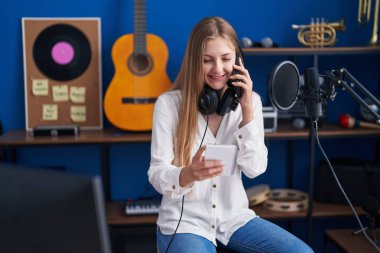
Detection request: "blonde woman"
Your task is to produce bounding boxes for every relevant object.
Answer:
[148,16,313,253]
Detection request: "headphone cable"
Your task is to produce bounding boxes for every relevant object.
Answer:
[164,114,209,253]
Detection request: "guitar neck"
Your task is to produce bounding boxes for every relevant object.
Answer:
[134,0,147,55]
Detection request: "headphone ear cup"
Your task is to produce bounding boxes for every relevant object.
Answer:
[217,88,234,116]
[198,87,219,115]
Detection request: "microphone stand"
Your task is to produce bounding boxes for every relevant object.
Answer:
[327,67,380,245]
[352,214,379,246]
[327,68,380,123]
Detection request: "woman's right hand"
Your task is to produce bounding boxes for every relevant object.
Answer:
[179,146,224,187]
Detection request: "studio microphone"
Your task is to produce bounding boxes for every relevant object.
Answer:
[268,61,331,122]
[268,61,300,111]
[302,67,323,121]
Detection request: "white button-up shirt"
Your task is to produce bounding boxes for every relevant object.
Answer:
[148,90,268,246]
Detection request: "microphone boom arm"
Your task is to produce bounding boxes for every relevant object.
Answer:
[330,68,380,123]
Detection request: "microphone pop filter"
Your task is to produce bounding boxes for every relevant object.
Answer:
[268,61,300,111]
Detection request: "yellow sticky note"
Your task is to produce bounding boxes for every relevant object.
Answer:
[42,104,58,121]
[32,79,49,96]
[70,86,86,103]
[71,106,86,122]
[52,85,69,102]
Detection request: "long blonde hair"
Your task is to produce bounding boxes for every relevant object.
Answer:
[172,17,240,167]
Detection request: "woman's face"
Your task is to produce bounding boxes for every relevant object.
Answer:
[203,37,235,90]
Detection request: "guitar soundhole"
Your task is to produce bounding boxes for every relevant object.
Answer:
[128,53,153,76]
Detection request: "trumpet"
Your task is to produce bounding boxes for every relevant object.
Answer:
[358,0,379,46]
[292,18,345,47]
[370,0,379,46]
[358,0,372,24]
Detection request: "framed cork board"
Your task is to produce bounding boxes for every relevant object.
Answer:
[22,18,103,131]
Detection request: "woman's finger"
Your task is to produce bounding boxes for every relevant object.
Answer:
[192,146,206,162]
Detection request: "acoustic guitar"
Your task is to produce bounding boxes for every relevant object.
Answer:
[104,0,171,131]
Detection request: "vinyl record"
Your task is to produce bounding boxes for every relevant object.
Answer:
[33,23,91,81]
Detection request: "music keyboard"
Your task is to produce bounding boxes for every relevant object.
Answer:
[124,199,161,215]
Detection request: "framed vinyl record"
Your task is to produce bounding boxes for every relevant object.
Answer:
[22,18,103,131]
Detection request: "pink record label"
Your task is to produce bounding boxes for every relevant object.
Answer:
[51,41,75,65]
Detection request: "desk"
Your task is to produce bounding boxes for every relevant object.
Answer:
[325,229,380,253]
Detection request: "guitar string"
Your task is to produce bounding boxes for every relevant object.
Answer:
[135,0,139,103]
[140,0,146,102]
[135,0,145,102]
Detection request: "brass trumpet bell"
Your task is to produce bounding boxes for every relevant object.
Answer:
[292,17,346,47]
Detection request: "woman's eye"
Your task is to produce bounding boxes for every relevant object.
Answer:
[223,58,232,61]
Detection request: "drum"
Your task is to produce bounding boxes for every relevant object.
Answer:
[246,184,270,206]
[263,188,309,212]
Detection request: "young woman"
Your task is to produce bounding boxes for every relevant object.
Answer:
[148,16,314,253]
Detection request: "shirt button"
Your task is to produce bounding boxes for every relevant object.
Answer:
[238,135,242,139]
[212,225,215,229]
[213,184,216,188]
[172,185,176,190]
[212,204,216,208]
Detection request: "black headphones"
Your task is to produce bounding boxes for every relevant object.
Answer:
[198,50,244,116]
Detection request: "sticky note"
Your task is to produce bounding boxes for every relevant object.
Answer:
[70,106,86,122]
[70,86,86,103]
[42,104,58,121]
[32,79,49,96]
[52,85,69,102]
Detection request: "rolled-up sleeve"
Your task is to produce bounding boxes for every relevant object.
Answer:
[147,93,194,198]
[234,94,268,178]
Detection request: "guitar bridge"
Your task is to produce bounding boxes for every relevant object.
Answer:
[122,97,157,104]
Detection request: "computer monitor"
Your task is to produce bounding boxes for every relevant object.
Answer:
[0,164,112,253]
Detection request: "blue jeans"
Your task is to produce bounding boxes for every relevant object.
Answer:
[157,217,314,253]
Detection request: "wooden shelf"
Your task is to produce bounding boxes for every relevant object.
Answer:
[107,201,157,226]
[265,122,380,140]
[242,46,380,56]
[0,128,151,146]
[0,123,379,146]
[254,201,367,219]
[106,201,367,226]
[325,229,380,253]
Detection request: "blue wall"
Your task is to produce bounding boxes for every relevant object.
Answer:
[1,0,379,193]
[1,0,378,130]
[0,1,379,249]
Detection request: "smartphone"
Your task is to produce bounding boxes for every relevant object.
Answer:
[204,144,238,176]
[227,50,243,98]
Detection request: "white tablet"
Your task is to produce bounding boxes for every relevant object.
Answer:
[204,144,238,176]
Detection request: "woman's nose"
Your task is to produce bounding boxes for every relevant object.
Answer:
[213,60,224,72]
